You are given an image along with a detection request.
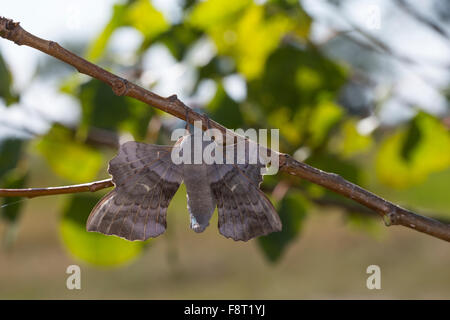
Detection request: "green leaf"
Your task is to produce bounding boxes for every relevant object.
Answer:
[189,0,309,79]
[1,170,28,248]
[86,3,128,61]
[345,212,383,239]
[189,0,251,30]
[154,24,203,61]
[307,97,343,148]
[78,79,153,140]
[249,46,347,113]
[86,0,169,61]
[206,82,244,128]
[228,4,294,79]
[1,170,28,222]
[0,138,23,181]
[60,194,146,267]
[307,152,362,185]
[36,125,103,183]
[335,119,373,157]
[120,97,154,140]
[376,112,450,188]
[258,192,308,262]
[125,0,169,38]
[401,117,421,162]
[0,53,18,105]
[79,80,130,132]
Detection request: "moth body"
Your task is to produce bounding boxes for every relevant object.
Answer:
[180,134,217,232]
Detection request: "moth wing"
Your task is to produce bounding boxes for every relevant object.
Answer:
[208,141,281,241]
[87,141,183,241]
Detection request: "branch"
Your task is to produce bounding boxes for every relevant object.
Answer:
[1,17,449,242]
[0,179,113,198]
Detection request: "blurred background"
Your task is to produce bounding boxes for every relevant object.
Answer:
[0,0,449,299]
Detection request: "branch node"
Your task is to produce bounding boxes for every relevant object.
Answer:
[0,17,21,44]
[383,210,397,226]
[278,153,290,169]
[168,94,178,102]
[5,18,19,30]
[48,40,59,51]
[111,78,128,96]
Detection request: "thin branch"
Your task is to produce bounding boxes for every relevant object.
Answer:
[394,0,450,41]
[0,17,449,242]
[0,179,113,198]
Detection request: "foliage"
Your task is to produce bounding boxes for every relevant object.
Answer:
[376,112,450,188]
[0,0,449,266]
[259,191,308,262]
[60,194,146,266]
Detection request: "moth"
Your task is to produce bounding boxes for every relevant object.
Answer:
[86,128,282,242]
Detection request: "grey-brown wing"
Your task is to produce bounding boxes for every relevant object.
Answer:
[208,141,281,241]
[87,141,182,241]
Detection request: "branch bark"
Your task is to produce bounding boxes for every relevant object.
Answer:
[0,179,113,198]
[1,17,449,242]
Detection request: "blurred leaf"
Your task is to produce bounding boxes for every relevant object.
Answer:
[307,153,361,184]
[60,194,145,266]
[86,3,128,61]
[345,212,383,239]
[120,98,154,140]
[87,0,168,61]
[0,52,18,105]
[295,66,323,91]
[198,56,236,80]
[258,192,308,262]
[372,167,450,215]
[307,97,343,148]
[249,46,347,114]
[154,24,203,60]
[0,138,23,181]
[267,106,304,146]
[79,80,152,140]
[265,0,312,38]
[36,125,103,183]
[189,0,308,79]
[335,119,373,157]
[79,80,130,133]
[1,170,28,249]
[189,0,251,30]
[376,112,450,188]
[207,82,243,128]
[401,117,421,162]
[126,0,169,38]
[229,4,293,79]
[1,170,28,222]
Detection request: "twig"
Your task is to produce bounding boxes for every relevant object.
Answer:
[394,0,450,41]
[0,17,449,242]
[0,179,113,198]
